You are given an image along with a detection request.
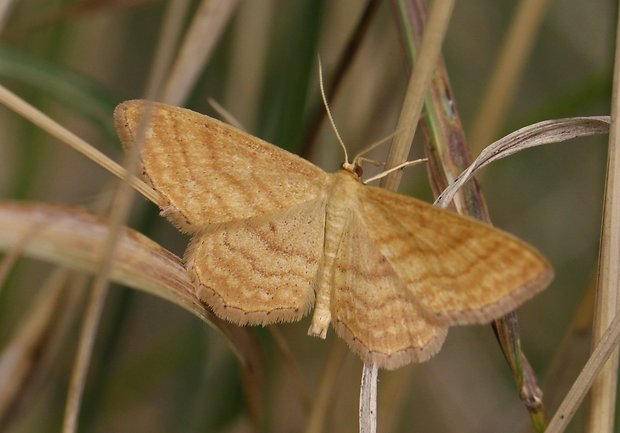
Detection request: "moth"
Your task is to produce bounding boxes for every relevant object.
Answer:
[114,100,553,370]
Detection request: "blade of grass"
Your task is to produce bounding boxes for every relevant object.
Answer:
[392,1,553,428]
[300,0,382,158]
[391,0,487,216]
[0,84,161,205]
[0,46,118,137]
[539,279,595,421]
[436,116,611,208]
[585,4,620,431]
[0,269,70,429]
[0,0,16,29]
[493,311,545,430]
[144,0,192,100]
[380,0,456,191]
[546,314,620,432]
[269,327,312,412]
[62,86,146,433]
[257,0,326,152]
[0,203,202,317]
[469,0,552,154]
[0,201,266,430]
[362,1,455,432]
[160,0,240,105]
[303,339,349,433]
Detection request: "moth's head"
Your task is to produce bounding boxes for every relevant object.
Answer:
[341,160,364,179]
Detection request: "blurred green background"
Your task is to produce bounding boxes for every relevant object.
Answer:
[0,1,615,432]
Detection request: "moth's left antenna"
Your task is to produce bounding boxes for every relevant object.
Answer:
[318,57,350,166]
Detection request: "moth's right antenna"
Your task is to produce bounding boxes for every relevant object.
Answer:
[318,57,350,167]
[352,128,405,163]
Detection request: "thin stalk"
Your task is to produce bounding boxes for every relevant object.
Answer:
[301,0,382,158]
[160,0,240,105]
[546,314,620,432]
[360,2,456,433]
[585,4,620,431]
[0,85,161,206]
[359,364,378,433]
[380,0,456,191]
[304,340,349,433]
[144,0,192,100]
[61,102,145,433]
[469,0,551,155]
[393,0,548,428]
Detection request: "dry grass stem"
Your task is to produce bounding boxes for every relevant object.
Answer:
[437,116,611,208]
[585,7,620,431]
[301,0,381,157]
[62,285,111,433]
[369,1,454,430]
[541,281,595,416]
[546,313,620,432]
[380,0,456,191]
[469,0,551,154]
[0,203,204,320]
[160,0,240,105]
[377,367,413,433]
[144,0,192,100]
[359,363,378,433]
[0,85,161,206]
[207,97,246,130]
[392,2,547,425]
[0,202,265,405]
[268,326,312,412]
[0,0,17,29]
[0,226,35,296]
[303,340,348,433]
[62,101,146,432]
[392,0,487,214]
[0,269,69,429]
[223,0,272,128]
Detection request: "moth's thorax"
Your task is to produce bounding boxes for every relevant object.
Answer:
[323,170,362,257]
[325,169,362,216]
[323,169,368,256]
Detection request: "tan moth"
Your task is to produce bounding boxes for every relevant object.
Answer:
[114,100,553,370]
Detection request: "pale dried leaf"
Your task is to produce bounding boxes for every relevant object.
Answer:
[436,116,610,208]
